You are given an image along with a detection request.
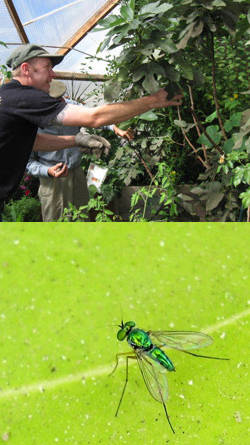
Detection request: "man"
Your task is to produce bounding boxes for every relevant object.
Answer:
[26,80,134,221]
[0,44,182,219]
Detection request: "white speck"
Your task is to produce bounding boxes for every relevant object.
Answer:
[188,380,193,386]
[61,355,67,361]
[179,394,185,399]
[160,240,165,247]
[106,291,110,296]
[80,339,85,345]
[247,300,250,305]
[85,414,89,420]
[28,414,32,419]
[169,322,175,328]
[220,332,226,339]
[234,411,242,423]
[237,362,242,369]
[70,260,76,265]
[13,240,20,245]
[187,285,192,291]
[0,314,6,319]
[54,439,59,442]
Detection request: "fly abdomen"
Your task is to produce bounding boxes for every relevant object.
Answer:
[148,346,175,372]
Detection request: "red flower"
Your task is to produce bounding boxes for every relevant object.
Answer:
[25,189,31,196]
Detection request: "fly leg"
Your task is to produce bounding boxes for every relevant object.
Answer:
[143,355,175,434]
[109,351,135,376]
[110,353,137,417]
[179,350,229,360]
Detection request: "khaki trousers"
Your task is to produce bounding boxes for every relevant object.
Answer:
[38,165,89,221]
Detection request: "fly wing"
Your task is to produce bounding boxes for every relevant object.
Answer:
[149,331,213,351]
[135,350,168,404]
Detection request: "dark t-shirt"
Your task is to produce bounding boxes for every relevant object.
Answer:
[0,79,66,201]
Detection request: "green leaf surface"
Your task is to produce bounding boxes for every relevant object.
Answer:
[138,111,158,121]
[198,126,222,148]
[0,225,249,445]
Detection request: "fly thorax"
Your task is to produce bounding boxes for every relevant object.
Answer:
[149,347,175,372]
[127,328,152,350]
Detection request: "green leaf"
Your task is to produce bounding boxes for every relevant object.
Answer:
[233,166,245,187]
[243,164,250,185]
[197,126,222,148]
[222,138,234,154]
[139,1,172,18]
[142,73,159,93]
[133,66,146,82]
[181,63,194,80]
[230,112,242,128]
[138,111,158,121]
[174,119,187,128]
[93,15,125,31]
[212,0,226,6]
[104,80,122,102]
[120,3,134,22]
[240,188,250,208]
[159,38,178,54]
[205,111,218,123]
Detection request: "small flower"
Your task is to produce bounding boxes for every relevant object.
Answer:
[219,155,225,164]
[25,189,31,196]
[24,175,31,182]
[20,185,26,190]
[233,93,238,99]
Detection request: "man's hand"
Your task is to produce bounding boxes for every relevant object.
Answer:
[75,128,111,158]
[151,89,183,107]
[113,125,134,141]
[48,163,68,178]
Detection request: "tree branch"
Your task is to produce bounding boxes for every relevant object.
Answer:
[210,33,228,141]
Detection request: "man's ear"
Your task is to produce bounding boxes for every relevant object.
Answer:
[21,62,31,76]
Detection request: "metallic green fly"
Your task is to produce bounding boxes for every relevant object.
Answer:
[111,320,229,433]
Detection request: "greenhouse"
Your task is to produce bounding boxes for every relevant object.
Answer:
[0,0,249,221]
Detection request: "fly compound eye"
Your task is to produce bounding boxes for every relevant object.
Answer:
[124,321,136,328]
[117,329,127,341]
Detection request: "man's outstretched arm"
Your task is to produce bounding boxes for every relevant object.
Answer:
[57,89,183,128]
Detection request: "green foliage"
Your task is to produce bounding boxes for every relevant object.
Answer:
[91,0,250,221]
[2,196,41,222]
[59,193,119,222]
[0,41,12,81]
[129,162,178,221]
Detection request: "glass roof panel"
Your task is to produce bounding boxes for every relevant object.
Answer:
[0,0,120,74]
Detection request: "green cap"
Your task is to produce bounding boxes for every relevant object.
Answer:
[6,44,64,70]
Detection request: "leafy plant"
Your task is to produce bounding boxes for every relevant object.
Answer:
[59,188,119,222]
[0,41,12,81]
[2,196,41,222]
[92,0,249,221]
[129,162,178,221]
